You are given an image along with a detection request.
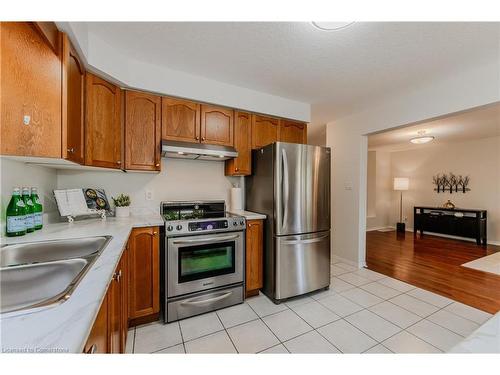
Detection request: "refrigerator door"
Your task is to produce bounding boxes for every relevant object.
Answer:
[275,231,331,300]
[275,142,331,236]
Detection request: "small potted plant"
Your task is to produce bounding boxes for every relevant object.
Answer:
[112,194,131,218]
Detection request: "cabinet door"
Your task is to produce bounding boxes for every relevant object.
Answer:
[128,227,160,321]
[1,22,62,158]
[85,72,123,168]
[200,105,234,146]
[120,245,129,352]
[125,91,161,171]
[225,111,252,176]
[279,120,307,144]
[108,262,122,354]
[245,220,264,297]
[252,115,279,149]
[83,293,108,354]
[161,97,200,143]
[62,33,85,164]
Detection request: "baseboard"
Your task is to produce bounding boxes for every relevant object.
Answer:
[331,253,364,269]
[366,226,394,232]
[406,227,500,246]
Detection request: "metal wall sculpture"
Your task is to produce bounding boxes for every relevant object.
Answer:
[433,173,470,193]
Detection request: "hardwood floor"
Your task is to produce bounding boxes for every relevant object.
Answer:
[366,230,500,314]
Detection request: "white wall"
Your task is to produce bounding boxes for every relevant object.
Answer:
[326,58,500,266]
[56,158,242,213]
[366,150,392,230]
[56,23,310,123]
[388,137,500,243]
[0,158,58,235]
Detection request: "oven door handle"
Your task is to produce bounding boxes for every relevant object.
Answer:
[180,291,233,306]
[172,234,239,245]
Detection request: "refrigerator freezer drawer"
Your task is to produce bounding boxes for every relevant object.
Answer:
[275,231,331,300]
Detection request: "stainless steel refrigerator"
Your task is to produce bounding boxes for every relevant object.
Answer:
[246,142,331,303]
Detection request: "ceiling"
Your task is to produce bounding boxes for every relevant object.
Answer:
[368,102,500,151]
[83,22,500,123]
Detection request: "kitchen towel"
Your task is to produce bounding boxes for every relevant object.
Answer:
[230,186,243,211]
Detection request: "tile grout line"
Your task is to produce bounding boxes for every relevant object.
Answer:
[214,310,239,354]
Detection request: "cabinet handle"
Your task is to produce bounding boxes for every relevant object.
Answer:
[202,137,206,141]
[116,160,121,165]
[235,167,239,172]
[153,231,158,236]
[195,136,199,141]
[113,269,122,282]
[86,344,97,354]
[155,163,160,167]
[67,148,74,153]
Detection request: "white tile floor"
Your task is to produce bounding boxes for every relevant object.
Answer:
[126,264,492,354]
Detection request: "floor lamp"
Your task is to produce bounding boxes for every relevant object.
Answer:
[394,177,409,233]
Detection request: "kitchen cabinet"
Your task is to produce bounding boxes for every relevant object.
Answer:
[83,294,108,354]
[200,105,234,146]
[245,219,264,297]
[85,72,123,169]
[279,119,307,144]
[62,33,85,164]
[125,90,162,171]
[162,97,200,143]
[128,226,160,326]
[84,247,127,354]
[252,115,279,149]
[1,22,62,158]
[225,111,252,176]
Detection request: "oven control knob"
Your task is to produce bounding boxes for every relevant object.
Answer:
[167,225,173,231]
[233,221,238,226]
[240,220,244,225]
[176,225,183,231]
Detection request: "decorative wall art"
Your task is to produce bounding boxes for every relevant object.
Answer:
[432,173,470,194]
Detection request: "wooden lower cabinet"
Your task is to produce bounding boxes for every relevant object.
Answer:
[245,219,264,297]
[83,294,108,354]
[128,226,160,326]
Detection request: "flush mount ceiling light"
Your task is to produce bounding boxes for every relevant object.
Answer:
[311,22,355,31]
[410,130,435,144]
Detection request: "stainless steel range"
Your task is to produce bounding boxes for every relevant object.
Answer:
[161,200,245,322]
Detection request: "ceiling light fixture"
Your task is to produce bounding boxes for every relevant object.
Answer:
[410,130,435,144]
[311,22,355,31]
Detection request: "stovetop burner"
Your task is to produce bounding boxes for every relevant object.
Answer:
[161,200,245,235]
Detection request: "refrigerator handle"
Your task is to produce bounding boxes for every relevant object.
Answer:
[282,147,289,230]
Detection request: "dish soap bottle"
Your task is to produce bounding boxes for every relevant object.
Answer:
[22,187,35,233]
[6,187,27,237]
[31,187,43,230]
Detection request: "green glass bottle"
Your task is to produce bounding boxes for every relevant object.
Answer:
[31,187,43,230]
[22,187,35,233]
[6,187,26,237]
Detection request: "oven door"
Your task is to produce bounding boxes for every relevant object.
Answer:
[167,231,244,297]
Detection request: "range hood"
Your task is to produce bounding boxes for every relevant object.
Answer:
[161,140,238,161]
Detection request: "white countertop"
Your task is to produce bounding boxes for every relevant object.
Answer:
[0,212,163,354]
[449,312,500,353]
[229,209,266,220]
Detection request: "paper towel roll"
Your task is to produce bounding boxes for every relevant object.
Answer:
[230,187,243,211]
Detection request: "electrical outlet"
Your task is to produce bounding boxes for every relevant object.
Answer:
[145,190,153,201]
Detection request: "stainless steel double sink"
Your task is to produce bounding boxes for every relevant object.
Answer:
[0,236,111,314]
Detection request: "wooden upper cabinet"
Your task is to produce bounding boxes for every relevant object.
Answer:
[62,33,85,164]
[225,111,252,176]
[161,97,200,143]
[252,115,279,149]
[1,22,62,158]
[279,120,307,144]
[128,227,160,322]
[125,91,161,171]
[85,72,123,169]
[200,105,234,146]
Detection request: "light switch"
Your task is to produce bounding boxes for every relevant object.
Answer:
[145,190,153,201]
[344,182,353,191]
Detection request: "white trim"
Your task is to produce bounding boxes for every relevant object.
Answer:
[366,226,394,232]
[331,254,364,269]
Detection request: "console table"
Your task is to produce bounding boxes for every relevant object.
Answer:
[414,206,487,246]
